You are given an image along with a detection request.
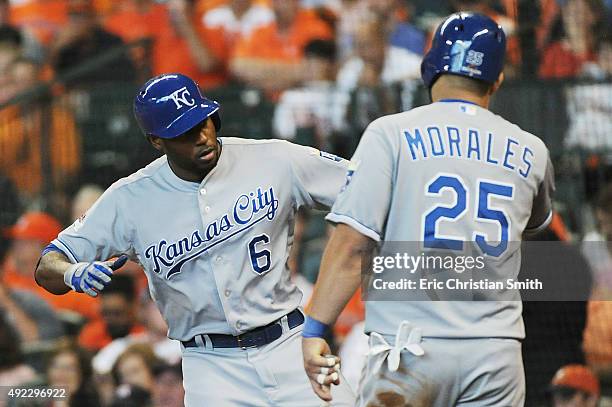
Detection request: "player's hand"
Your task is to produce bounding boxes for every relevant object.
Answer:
[302,337,341,402]
[63,255,128,297]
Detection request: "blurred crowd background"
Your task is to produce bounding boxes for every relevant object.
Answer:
[0,0,610,406]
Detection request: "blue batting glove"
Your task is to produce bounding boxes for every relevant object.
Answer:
[64,255,128,297]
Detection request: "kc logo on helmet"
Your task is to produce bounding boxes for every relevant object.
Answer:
[169,86,196,110]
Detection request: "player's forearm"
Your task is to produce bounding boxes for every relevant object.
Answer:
[35,251,73,295]
[1,298,40,342]
[307,224,372,325]
[180,25,220,72]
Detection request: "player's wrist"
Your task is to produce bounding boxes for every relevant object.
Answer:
[302,315,331,338]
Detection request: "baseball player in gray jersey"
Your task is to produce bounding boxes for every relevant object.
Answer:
[35,73,354,406]
[302,12,554,406]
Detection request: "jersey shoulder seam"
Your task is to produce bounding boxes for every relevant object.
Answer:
[107,159,168,192]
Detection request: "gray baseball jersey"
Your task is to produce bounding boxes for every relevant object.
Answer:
[327,100,554,339]
[52,138,347,341]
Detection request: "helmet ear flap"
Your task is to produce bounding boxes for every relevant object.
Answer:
[211,112,221,132]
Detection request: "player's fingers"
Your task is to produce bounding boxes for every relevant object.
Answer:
[85,275,106,291]
[309,353,339,368]
[88,265,113,285]
[108,254,128,271]
[305,363,339,376]
[82,281,98,297]
[308,378,333,402]
[314,372,339,386]
[89,268,112,285]
[92,263,113,279]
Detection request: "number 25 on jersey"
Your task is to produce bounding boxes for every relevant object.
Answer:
[422,174,514,257]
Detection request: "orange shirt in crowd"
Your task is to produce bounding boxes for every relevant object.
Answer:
[78,319,146,352]
[2,260,101,321]
[195,0,228,15]
[583,301,612,367]
[104,1,227,89]
[0,105,81,199]
[9,0,68,45]
[232,9,333,62]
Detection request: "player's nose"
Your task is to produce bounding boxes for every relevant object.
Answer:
[195,125,209,145]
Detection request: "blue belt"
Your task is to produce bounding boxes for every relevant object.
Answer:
[182,309,304,350]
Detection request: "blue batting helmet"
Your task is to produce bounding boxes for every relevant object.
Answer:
[421,12,506,89]
[133,73,221,139]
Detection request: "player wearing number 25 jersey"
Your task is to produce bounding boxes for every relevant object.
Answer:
[302,12,554,407]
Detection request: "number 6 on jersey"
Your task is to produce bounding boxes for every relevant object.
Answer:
[248,234,271,274]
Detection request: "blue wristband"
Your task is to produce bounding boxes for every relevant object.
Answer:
[41,243,65,257]
[302,316,330,338]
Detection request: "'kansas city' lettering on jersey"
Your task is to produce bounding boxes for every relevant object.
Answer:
[145,186,279,279]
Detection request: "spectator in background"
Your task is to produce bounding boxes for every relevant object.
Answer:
[272,39,350,153]
[582,185,612,399]
[29,342,102,407]
[230,0,333,93]
[0,275,64,345]
[109,384,152,407]
[539,0,606,79]
[0,25,24,103]
[78,274,145,352]
[521,213,591,406]
[582,184,612,297]
[0,174,20,261]
[0,0,43,62]
[549,364,600,407]
[104,0,227,89]
[3,212,100,322]
[563,31,612,151]
[336,17,410,134]
[0,226,64,343]
[8,0,68,46]
[336,14,422,93]
[199,0,274,86]
[111,343,159,396]
[151,363,184,407]
[335,0,370,61]
[368,0,426,57]
[0,314,37,387]
[581,27,612,80]
[0,57,81,206]
[50,0,136,88]
[0,25,21,71]
[0,198,63,347]
[92,292,181,376]
[70,184,104,222]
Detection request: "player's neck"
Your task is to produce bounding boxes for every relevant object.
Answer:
[168,160,209,183]
[430,91,490,109]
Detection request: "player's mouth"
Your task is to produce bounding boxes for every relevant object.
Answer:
[197,147,216,162]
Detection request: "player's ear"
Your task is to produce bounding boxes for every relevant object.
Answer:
[490,72,504,94]
[147,135,163,152]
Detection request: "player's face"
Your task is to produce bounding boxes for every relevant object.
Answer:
[153,117,220,182]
